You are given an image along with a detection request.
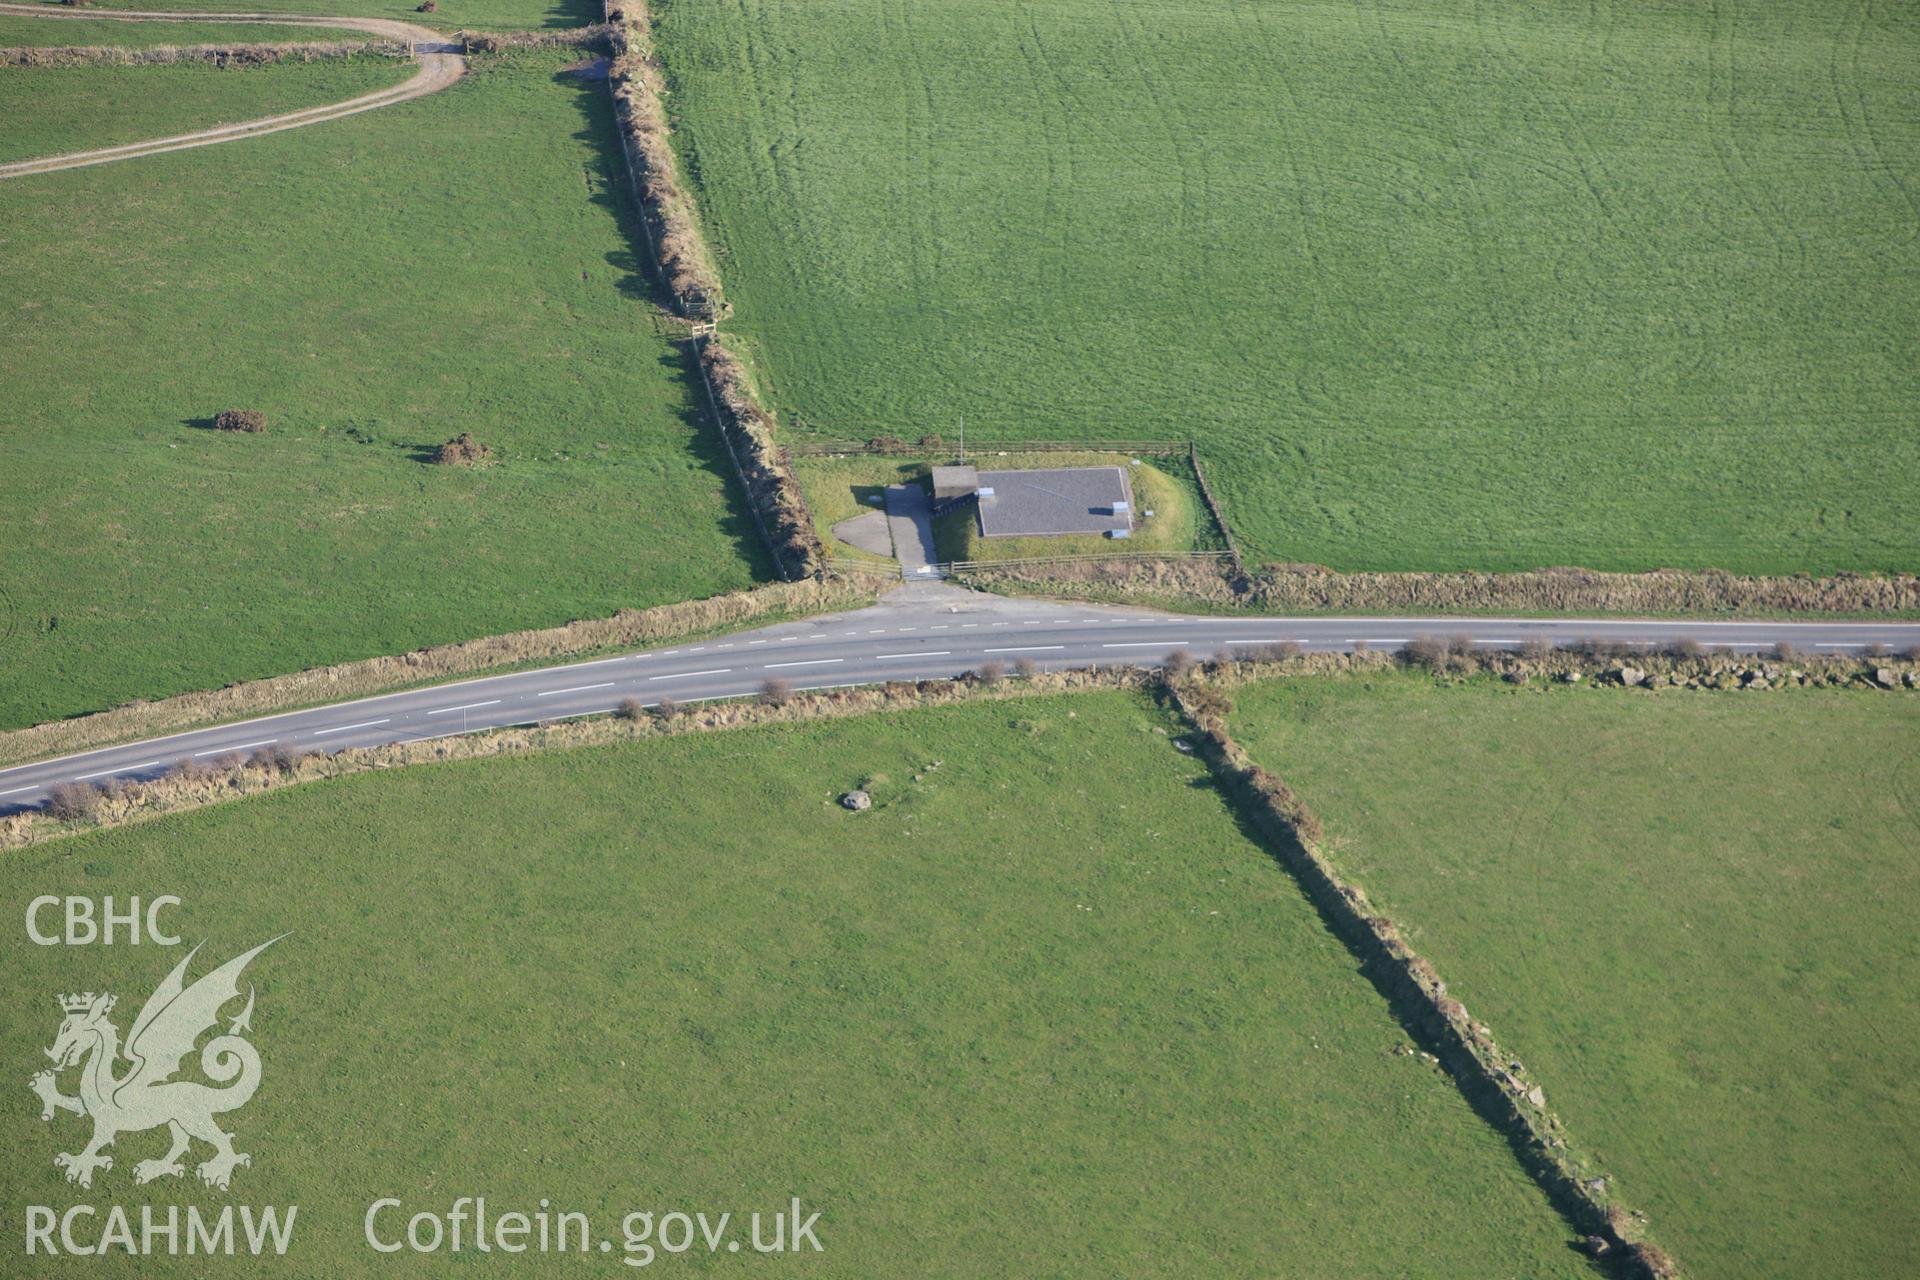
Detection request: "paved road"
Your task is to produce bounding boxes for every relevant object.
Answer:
[0,6,464,181]
[3,583,1915,814]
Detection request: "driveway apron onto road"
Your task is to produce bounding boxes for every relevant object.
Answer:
[884,484,942,579]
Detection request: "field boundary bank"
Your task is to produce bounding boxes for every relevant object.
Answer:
[2,39,405,65]
[455,26,610,52]
[1163,675,1679,1278]
[957,555,1920,619]
[602,0,822,579]
[0,579,874,770]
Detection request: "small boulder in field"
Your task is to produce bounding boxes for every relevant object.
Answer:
[213,408,266,433]
[416,0,436,10]
[840,790,871,812]
[1872,667,1899,689]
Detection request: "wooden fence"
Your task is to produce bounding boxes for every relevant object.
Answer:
[1186,442,1242,571]
[786,438,1192,458]
[947,550,1233,573]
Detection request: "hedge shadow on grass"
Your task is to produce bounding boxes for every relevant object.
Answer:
[545,61,777,581]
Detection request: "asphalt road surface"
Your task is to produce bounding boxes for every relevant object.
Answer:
[4,583,1915,814]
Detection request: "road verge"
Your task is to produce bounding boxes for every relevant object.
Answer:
[0,579,872,769]
[1,664,1150,848]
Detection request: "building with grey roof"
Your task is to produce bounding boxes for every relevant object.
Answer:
[969,465,1135,538]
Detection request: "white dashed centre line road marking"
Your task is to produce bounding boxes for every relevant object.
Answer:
[312,720,388,737]
[877,651,949,659]
[765,659,842,669]
[1815,643,1862,649]
[648,669,730,681]
[1103,641,1185,648]
[428,700,501,715]
[1350,638,1409,644]
[984,645,1064,653]
[194,739,276,757]
[77,760,160,779]
[537,683,615,698]
[1,784,41,796]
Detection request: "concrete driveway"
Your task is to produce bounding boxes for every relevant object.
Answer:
[884,484,943,579]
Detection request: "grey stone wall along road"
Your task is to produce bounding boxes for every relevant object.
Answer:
[3,582,1917,814]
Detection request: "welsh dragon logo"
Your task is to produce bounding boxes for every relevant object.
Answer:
[30,937,281,1191]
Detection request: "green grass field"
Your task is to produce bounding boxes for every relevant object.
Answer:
[0,50,766,732]
[1230,674,1920,1280]
[0,694,1589,1276]
[657,0,1920,575]
[0,58,414,163]
[0,15,341,45]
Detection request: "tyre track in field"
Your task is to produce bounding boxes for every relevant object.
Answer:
[1014,3,1081,303]
[1835,0,1920,258]
[0,4,464,180]
[1706,0,1805,276]
[1355,0,1551,416]
[1226,0,1336,416]
[1469,0,1671,288]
